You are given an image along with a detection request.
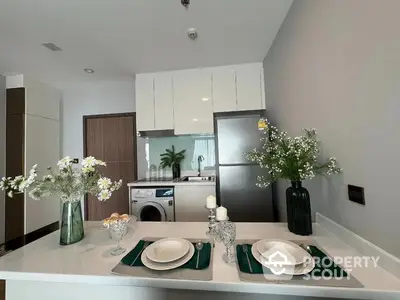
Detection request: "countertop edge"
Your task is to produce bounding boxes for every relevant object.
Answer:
[1,271,399,298]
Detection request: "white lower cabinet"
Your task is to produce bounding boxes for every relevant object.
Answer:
[174,185,215,222]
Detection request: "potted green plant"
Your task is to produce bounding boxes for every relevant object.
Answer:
[245,119,342,236]
[160,145,186,179]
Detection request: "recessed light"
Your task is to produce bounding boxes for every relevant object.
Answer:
[192,118,198,122]
[201,97,209,102]
[84,68,94,74]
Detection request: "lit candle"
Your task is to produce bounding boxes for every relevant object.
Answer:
[206,195,217,209]
[216,206,228,221]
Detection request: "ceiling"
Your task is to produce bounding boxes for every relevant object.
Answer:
[0,0,293,88]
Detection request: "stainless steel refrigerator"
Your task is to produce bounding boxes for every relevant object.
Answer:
[215,111,275,222]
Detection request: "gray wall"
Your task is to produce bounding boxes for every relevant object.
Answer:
[263,0,400,257]
[0,75,5,244]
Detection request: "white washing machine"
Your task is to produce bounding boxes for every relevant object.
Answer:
[130,187,175,221]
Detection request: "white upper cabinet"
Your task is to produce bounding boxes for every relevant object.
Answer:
[173,69,213,135]
[236,63,265,111]
[154,73,174,130]
[212,66,237,112]
[135,63,266,134]
[135,74,155,131]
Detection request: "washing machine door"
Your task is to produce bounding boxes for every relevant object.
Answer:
[139,202,166,221]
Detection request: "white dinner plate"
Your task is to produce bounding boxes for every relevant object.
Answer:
[256,239,309,265]
[251,241,315,275]
[145,237,191,263]
[141,242,195,271]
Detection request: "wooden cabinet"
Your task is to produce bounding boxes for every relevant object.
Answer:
[154,73,174,130]
[236,63,265,111]
[135,74,155,131]
[173,69,213,135]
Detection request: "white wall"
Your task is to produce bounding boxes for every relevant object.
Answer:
[263,0,400,257]
[24,77,62,234]
[62,80,135,161]
[62,80,137,216]
[0,75,6,244]
[5,74,23,89]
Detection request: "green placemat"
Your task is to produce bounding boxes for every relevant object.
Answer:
[121,240,211,270]
[236,244,348,277]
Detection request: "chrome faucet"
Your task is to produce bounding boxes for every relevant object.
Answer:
[197,155,205,177]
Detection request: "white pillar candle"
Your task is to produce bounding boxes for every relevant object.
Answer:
[216,206,228,221]
[206,195,217,209]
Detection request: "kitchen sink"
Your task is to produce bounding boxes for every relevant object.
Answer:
[179,176,215,182]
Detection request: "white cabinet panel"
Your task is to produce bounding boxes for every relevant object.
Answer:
[212,67,237,112]
[25,115,60,234]
[173,69,213,135]
[154,73,174,130]
[135,74,155,131]
[175,185,216,222]
[236,64,263,111]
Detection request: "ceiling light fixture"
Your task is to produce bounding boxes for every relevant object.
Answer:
[84,68,94,74]
[201,97,209,102]
[192,118,198,122]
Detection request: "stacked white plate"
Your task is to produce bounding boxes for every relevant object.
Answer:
[141,238,194,271]
[250,239,315,275]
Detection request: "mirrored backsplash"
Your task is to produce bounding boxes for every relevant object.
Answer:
[137,134,216,177]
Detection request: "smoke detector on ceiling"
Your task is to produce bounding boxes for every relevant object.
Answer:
[187,28,198,40]
[84,68,94,74]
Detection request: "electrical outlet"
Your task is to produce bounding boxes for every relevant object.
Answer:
[72,158,79,164]
[348,185,365,205]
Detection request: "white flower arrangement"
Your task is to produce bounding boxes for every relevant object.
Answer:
[0,156,122,203]
[245,119,342,188]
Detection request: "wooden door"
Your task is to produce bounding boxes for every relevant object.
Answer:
[84,113,137,220]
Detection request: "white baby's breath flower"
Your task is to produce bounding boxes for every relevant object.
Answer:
[7,191,13,198]
[97,177,112,190]
[97,190,112,201]
[57,157,73,170]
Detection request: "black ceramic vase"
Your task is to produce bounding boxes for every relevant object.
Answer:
[286,181,312,236]
[172,163,181,179]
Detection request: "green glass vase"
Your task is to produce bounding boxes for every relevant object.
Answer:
[60,201,84,245]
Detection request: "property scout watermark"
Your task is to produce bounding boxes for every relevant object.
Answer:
[261,248,379,281]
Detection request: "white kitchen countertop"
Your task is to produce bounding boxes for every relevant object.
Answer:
[0,221,399,299]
